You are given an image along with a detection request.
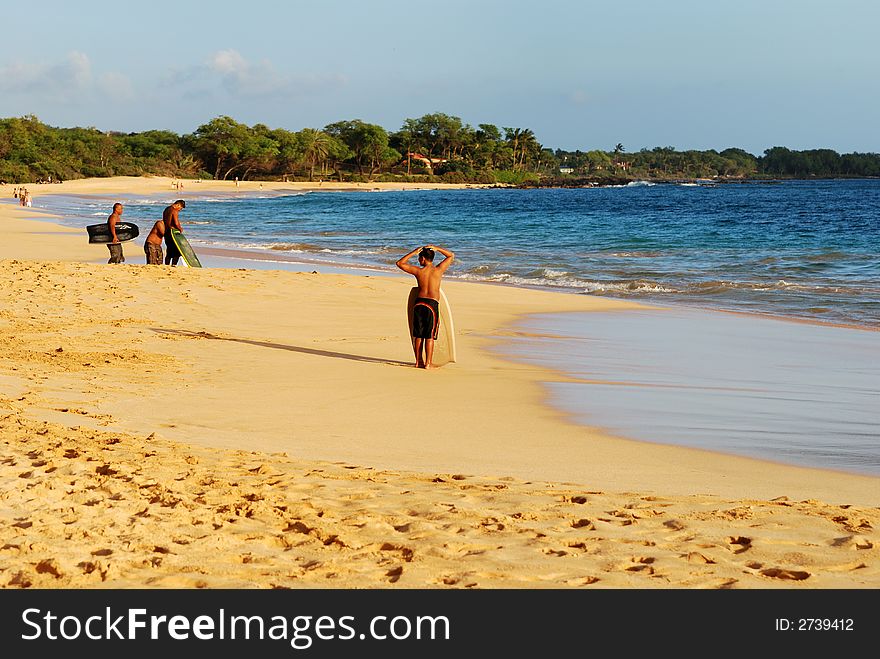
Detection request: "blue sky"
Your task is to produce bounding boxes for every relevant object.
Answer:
[1,0,877,155]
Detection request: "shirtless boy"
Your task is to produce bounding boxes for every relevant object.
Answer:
[395,244,455,369]
[144,218,165,265]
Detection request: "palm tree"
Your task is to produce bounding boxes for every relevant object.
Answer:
[504,128,524,170]
[518,129,539,170]
[299,128,332,181]
[613,143,626,171]
[400,118,420,175]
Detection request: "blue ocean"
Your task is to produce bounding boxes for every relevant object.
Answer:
[47,179,880,328]
[37,180,880,475]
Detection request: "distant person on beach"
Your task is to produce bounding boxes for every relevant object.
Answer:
[106,203,125,264]
[396,244,455,369]
[144,218,166,265]
[163,199,186,266]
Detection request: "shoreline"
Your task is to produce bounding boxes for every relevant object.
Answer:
[13,180,879,335]
[499,307,880,477]
[3,175,498,197]
[2,177,878,588]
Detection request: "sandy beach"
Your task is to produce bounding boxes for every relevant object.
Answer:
[1,178,878,589]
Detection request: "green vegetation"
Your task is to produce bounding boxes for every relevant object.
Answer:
[1,114,879,185]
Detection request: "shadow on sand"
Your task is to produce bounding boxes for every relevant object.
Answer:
[151,328,413,367]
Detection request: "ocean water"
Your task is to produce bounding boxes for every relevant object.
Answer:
[501,308,880,476]
[42,179,880,328]
[32,181,880,475]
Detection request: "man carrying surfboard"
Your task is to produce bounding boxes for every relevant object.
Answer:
[162,200,186,266]
[396,244,455,369]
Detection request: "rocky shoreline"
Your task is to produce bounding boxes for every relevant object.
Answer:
[514,173,880,189]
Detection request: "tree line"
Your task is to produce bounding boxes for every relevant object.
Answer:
[1,114,879,184]
[553,145,880,180]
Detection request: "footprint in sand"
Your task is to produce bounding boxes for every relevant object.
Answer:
[760,567,811,581]
[385,566,403,584]
[566,541,590,551]
[35,559,64,578]
[831,515,873,533]
[727,536,752,554]
[663,519,686,531]
[685,552,716,565]
[570,518,595,530]
[479,519,506,532]
[379,543,414,562]
[624,557,656,574]
[830,536,873,550]
[7,572,33,588]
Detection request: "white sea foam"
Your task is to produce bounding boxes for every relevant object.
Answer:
[319,247,385,256]
[199,240,386,258]
[458,271,676,294]
[538,268,569,279]
[579,281,675,294]
[609,251,663,258]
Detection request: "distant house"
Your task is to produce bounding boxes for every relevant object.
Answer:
[559,166,575,174]
[406,152,448,169]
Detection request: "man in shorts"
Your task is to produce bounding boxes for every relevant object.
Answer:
[144,218,165,265]
[163,199,186,266]
[395,244,455,369]
[106,203,125,263]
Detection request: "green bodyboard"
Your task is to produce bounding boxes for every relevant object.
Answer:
[170,228,203,268]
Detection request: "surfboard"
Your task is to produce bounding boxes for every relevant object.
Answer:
[406,287,457,366]
[170,228,203,268]
[86,222,139,243]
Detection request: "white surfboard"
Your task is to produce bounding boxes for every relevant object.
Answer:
[406,287,457,365]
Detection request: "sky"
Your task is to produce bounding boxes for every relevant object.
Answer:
[1,0,878,155]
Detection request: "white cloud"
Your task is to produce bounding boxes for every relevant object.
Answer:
[166,49,346,100]
[208,49,285,96]
[209,49,248,76]
[0,51,132,103]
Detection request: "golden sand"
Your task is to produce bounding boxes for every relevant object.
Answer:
[1,178,877,589]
